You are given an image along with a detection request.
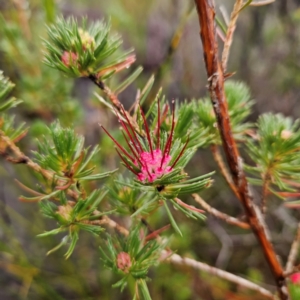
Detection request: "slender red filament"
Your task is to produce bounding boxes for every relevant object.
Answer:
[171,136,189,169]
[119,118,141,156]
[120,105,143,152]
[140,106,153,158]
[157,98,161,149]
[161,100,175,167]
[100,125,135,161]
[115,148,139,176]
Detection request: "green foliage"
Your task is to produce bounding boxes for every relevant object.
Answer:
[99,225,166,299]
[290,283,300,300]
[195,80,254,146]
[0,71,26,141]
[1,7,280,300]
[44,16,134,79]
[38,189,108,258]
[174,100,209,148]
[0,13,81,126]
[34,121,116,184]
[0,71,22,112]
[246,113,300,193]
[108,175,159,216]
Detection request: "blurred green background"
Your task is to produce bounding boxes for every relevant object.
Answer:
[1,0,300,299]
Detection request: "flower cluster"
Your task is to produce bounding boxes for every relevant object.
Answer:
[44,17,136,78]
[102,100,188,184]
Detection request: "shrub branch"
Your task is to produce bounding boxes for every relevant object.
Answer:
[193,1,289,298]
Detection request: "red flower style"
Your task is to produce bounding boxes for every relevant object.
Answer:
[101,100,189,183]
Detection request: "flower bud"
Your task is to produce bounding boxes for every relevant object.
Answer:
[79,28,95,51]
[61,51,79,67]
[57,204,73,221]
[116,252,131,273]
[281,129,292,140]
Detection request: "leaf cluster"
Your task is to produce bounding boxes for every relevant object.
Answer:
[38,189,108,258]
[44,16,133,79]
[34,121,116,184]
[108,175,159,216]
[246,113,300,193]
[99,225,166,299]
[0,71,26,141]
[195,80,254,146]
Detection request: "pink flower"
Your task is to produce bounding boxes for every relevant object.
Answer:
[290,273,300,284]
[101,100,189,183]
[116,252,131,273]
[61,51,79,67]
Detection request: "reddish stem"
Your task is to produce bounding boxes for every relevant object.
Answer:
[194,0,288,298]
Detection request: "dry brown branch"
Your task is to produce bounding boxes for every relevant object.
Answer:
[285,223,300,273]
[193,0,289,298]
[250,0,275,6]
[221,0,244,72]
[166,252,274,299]
[192,193,250,229]
[0,130,52,179]
[211,145,241,201]
[0,130,79,200]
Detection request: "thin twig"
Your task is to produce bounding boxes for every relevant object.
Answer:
[193,1,289,298]
[250,0,275,6]
[261,171,271,213]
[0,131,78,200]
[211,144,241,201]
[284,264,300,278]
[89,74,142,135]
[166,252,274,299]
[221,0,244,73]
[192,193,250,229]
[0,130,52,179]
[285,223,300,273]
[98,215,130,237]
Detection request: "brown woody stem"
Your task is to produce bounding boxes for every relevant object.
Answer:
[89,74,142,135]
[285,223,300,273]
[192,193,250,229]
[167,252,274,299]
[193,1,289,298]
